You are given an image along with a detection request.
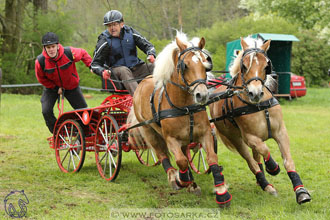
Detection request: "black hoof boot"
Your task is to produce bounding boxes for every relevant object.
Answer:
[264,154,280,176]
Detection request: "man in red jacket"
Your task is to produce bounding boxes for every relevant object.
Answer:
[35,32,92,133]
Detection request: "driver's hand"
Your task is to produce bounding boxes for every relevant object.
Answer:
[147,55,155,63]
[102,70,111,80]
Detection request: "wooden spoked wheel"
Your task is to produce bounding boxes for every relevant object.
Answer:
[55,119,86,173]
[135,147,160,166]
[94,115,122,181]
[186,133,218,174]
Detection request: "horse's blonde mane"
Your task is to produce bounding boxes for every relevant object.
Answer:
[153,32,209,89]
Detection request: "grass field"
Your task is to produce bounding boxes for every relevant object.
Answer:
[0,88,329,219]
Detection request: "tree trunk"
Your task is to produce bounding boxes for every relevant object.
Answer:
[3,0,16,54]
[33,0,48,13]
[161,0,173,39]
[0,68,2,103]
[176,0,182,28]
[2,0,28,54]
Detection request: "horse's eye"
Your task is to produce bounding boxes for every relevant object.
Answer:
[181,63,187,72]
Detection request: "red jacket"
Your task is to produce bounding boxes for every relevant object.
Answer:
[35,44,92,90]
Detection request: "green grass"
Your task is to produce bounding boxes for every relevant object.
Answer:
[0,88,329,219]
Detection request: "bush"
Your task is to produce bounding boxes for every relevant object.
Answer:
[292,29,330,87]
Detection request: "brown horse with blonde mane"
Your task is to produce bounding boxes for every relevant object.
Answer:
[209,37,311,205]
[127,32,232,207]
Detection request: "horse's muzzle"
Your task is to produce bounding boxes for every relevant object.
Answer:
[194,84,209,105]
[247,84,264,103]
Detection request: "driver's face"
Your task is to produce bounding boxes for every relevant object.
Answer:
[106,22,124,37]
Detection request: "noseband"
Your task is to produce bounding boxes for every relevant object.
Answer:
[240,48,271,89]
[170,47,208,94]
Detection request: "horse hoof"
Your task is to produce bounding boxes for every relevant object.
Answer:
[218,200,231,209]
[187,183,201,196]
[264,185,278,196]
[170,180,182,190]
[296,188,311,204]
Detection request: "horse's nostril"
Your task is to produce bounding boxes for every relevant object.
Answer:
[196,93,201,100]
[260,91,264,97]
[248,92,254,97]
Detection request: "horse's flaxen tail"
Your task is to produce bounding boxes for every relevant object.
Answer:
[126,107,150,150]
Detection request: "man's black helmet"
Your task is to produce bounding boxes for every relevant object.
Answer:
[103,10,123,25]
[42,32,59,46]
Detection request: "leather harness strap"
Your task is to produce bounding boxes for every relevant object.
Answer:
[209,96,279,139]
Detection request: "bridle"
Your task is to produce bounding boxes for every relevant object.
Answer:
[239,48,272,90]
[169,46,210,94]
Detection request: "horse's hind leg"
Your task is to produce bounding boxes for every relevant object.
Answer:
[245,136,281,176]
[252,149,265,173]
[166,137,201,195]
[272,124,311,204]
[138,126,180,190]
[224,134,277,195]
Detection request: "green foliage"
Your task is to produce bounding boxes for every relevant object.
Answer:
[240,0,330,32]
[292,30,330,87]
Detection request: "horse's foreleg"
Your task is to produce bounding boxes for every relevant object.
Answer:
[210,164,232,208]
[203,132,232,208]
[273,125,311,204]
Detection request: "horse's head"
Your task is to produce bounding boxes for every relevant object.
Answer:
[173,36,212,105]
[237,37,272,103]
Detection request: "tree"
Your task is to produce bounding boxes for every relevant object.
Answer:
[1,0,29,54]
[292,30,330,87]
[239,0,330,40]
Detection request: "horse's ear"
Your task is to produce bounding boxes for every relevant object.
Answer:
[176,36,187,52]
[240,37,249,51]
[198,37,205,49]
[261,40,271,52]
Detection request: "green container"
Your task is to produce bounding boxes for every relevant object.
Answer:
[278,72,291,94]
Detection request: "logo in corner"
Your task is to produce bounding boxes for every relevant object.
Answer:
[4,190,29,218]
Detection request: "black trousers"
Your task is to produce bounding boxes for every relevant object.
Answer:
[41,86,87,133]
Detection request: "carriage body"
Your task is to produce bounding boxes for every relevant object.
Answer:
[47,78,163,181]
[225,33,306,98]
